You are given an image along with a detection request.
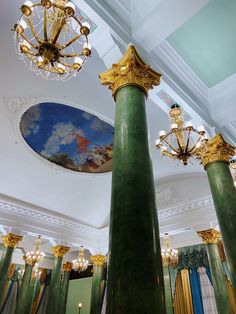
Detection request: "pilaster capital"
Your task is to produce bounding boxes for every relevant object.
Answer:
[197,228,221,244]
[197,134,235,169]
[51,245,70,257]
[62,261,73,272]
[91,254,106,266]
[99,45,162,97]
[2,233,23,248]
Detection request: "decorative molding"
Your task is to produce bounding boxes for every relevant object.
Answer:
[158,195,214,220]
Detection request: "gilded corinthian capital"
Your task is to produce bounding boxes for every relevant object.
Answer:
[99,45,162,97]
[52,245,70,257]
[62,261,73,272]
[2,233,23,248]
[197,228,221,244]
[91,254,106,266]
[197,134,235,168]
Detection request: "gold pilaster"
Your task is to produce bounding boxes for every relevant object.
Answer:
[99,45,162,97]
[91,254,106,266]
[62,261,73,272]
[197,134,235,169]
[2,233,23,248]
[52,245,70,257]
[197,228,221,244]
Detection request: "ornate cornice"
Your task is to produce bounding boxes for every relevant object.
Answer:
[52,245,70,257]
[91,254,106,266]
[99,45,162,97]
[2,233,23,248]
[197,134,235,169]
[197,228,221,244]
[62,261,73,272]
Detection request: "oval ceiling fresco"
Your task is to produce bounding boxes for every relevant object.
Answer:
[20,102,114,173]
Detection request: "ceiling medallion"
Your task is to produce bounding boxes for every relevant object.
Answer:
[156,104,208,165]
[13,0,92,81]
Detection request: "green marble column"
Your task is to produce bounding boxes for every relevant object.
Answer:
[198,229,232,314]
[198,134,236,296]
[15,263,33,314]
[90,255,106,314]
[99,46,165,314]
[59,262,73,314]
[46,245,70,314]
[0,233,22,305]
[163,265,173,314]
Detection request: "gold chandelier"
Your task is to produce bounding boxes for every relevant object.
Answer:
[162,233,178,268]
[13,0,91,80]
[72,246,89,272]
[24,235,45,266]
[156,104,207,165]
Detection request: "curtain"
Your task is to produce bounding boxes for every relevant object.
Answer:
[189,268,204,314]
[173,271,187,314]
[198,267,217,313]
[225,279,236,314]
[180,269,194,314]
[1,281,18,314]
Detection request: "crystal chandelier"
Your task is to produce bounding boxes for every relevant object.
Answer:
[24,235,45,266]
[156,104,207,165]
[230,156,236,187]
[72,246,89,272]
[13,0,91,80]
[162,233,178,268]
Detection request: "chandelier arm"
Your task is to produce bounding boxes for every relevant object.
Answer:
[25,50,40,56]
[60,52,82,58]
[175,132,184,153]
[163,138,178,153]
[59,34,82,50]
[27,18,43,44]
[26,54,62,74]
[72,15,83,28]
[184,130,191,153]
[43,9,48,41]
[188,135,202,153]
[18,32,39,49]
[51,18,66,44]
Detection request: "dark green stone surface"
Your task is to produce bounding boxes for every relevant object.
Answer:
[59,270,70,314]
[106,86,166,314]
[90,265,103,314]
[206,244,231,313]
[15,264,33,314]
[0,247,14,305]
[163,266,173,314]
[206,161,236,296]
[46,256,63,314]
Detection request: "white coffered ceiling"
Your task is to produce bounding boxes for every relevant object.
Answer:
[0,0,235,261]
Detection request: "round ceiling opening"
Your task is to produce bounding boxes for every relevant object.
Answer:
[20,102,114,173]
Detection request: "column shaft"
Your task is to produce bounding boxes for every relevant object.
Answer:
[0,247,14,305]
[206,243,232,314]
[106,86,165,314]
[90,265,103,314]
[46,256,63,314]
[163,266,173,314]
[59,270,70,314]
[206,161,236,295]
[15,264,33,314]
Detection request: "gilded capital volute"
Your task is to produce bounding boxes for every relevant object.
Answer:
[63,261,73,272]
[197,134,235,169]
[52,245,70,257]
[197,228,221,244]
[91,254,106,266]
[99,45,162,97]
[2,233,23,248]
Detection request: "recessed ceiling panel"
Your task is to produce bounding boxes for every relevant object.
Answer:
[20,102,114,173]
[167,0,236,87]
